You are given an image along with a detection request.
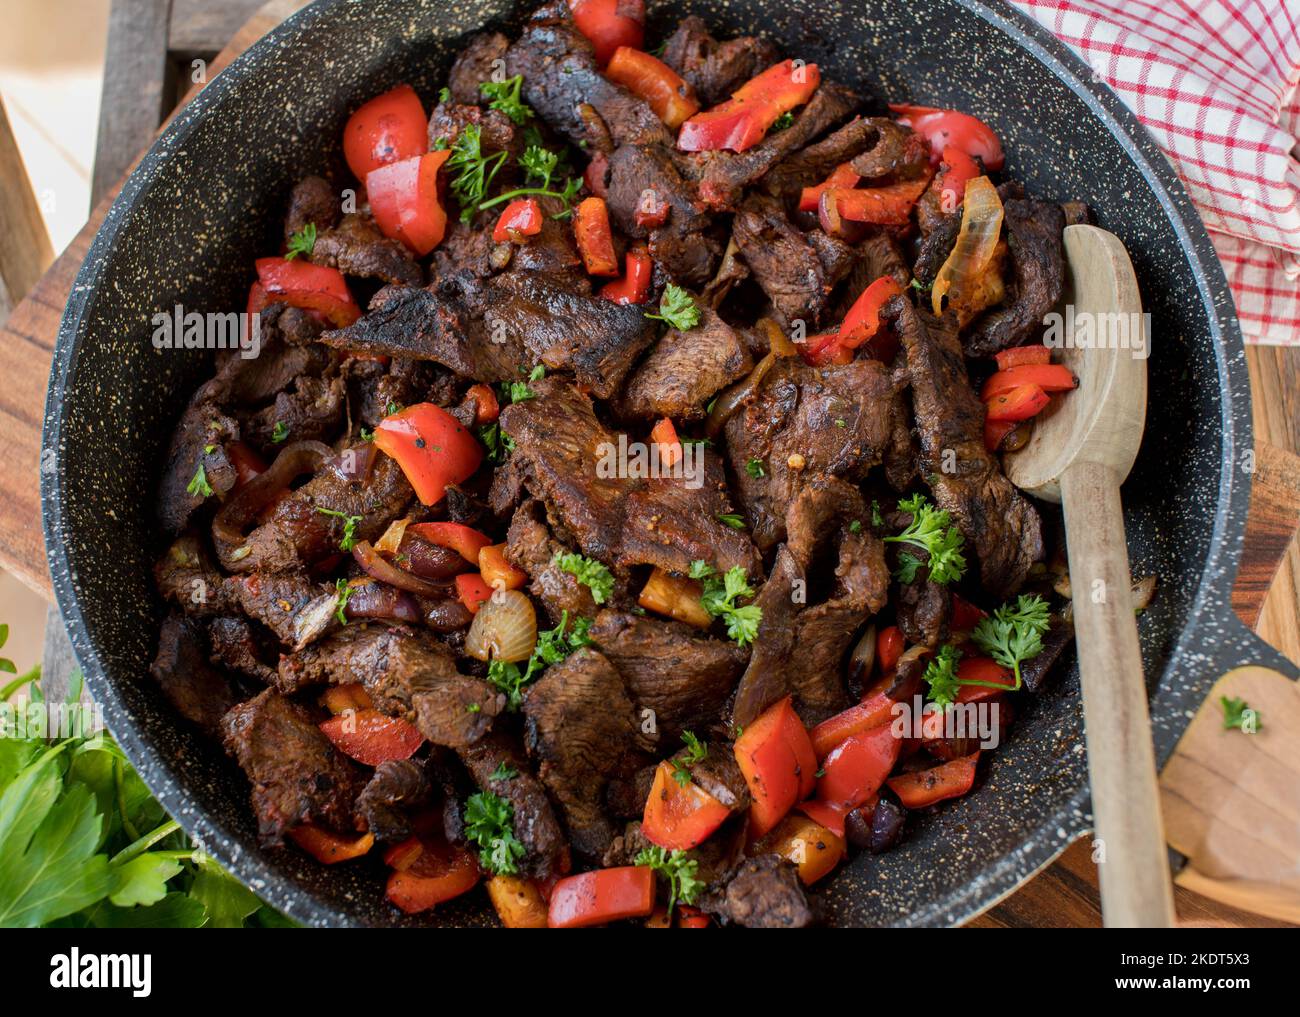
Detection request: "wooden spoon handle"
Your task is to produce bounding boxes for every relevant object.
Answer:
[1059,459,1176,927]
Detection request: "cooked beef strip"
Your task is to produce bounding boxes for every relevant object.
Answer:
[680,742,750,812]
[913,211,962,287]
[229,571,339,649]
[615,306,753,422]
[1020,617,1074,692]
[284,175,339,240]
[760,115,881,205]
[605,817,748,887]
[242,374,347,455]
[895,569,952,649]
[154,533,241,617]
[355,759,433,843]
[733,479,890,726]
[588,610,747,745]
[523,648,648,860]
[158,400,239,536]
[448,31,511,105]
[701,854,814,928]
[345,354,450,431]
[660,15,780,106]
[504,1,672,152]
[964,198,1065,356]
[309,212,424,287]
[889,296,1044,597]
[501,376,761,576]
[724,356,899,554]
[428,98,521,159]
[219,333,335,407]
[505,499,599,626]
[208,615,277,684]
[458,732,568,879]
[221,688,367,844]
[150,614,244,736]
[733,195,856,327]
[848,118,929,180]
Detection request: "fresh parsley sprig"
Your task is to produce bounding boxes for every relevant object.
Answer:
[645,284,702,331]
[314,507,363,552]
[1221,695,1262,732]
[480,75,534,125]
[921,643,963,707]
[333,579,354,626]
[486,610,593,710]
[635,845,702,915]
[672,731,708,787]
[554,552,615,605]
[464,791,526,876]
[883,493,967,586]
[970,594,1051,690]
[689,560,762,648]
[187,464,213,499]
[446,124,511,224]
[285,223,316,260]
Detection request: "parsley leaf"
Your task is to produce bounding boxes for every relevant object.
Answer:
[690,561,763,648]
[645,283,702,331]
[271,420,289,443]
[464,791,526,876]
[672,731,707,787]
[745,457,766,478]
[333,578,354,626]
[486,610,593,710]
[554,552,614,605]
[922,644,963,707]
[489,761,518,782]
[314,507,363,552]
[446,124,511,223]
[187,464,213,499]
[716,512,746,529]
[970,594,1051,689]
[770,110,796,131]
[635,845,701,915]
[480,74,534,126]
[284,223,316,260]
[478,421,508,462]
[883,493,967,585]
[1221,695,1262,732]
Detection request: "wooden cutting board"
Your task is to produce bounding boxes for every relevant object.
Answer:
[3,0,1297,927]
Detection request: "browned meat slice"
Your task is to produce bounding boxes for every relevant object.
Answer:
[284,175,339,240]
[678,742,750,812]
[1020,617,1074,692]
[241,374,347,455]
[732,195,855,327]
[309,212,423,287]
[345,355,452,431]
[207,615,277,683]
[458,733,568,879]
[889,296,1044,596]
[428,98,521,159]
[895,571,951,649]
[724,357,899,553]
[260,302,326,347]
[688,83,861,211]
[733,479,889,727]
[355,759,433,843]
[228,572,338,649]
[150,614,243,736]
[761,116,910,205]
[504,1,672,151]
[914,211,961,286]
[154,534,241,617]
[605,817,748,887]
[221,689,366,844]
[616,306,753,422]
[504,195,585,278]
[274,624,503,747]
[501,377,761,576]
[660,15,780,106]
[523,649,647,859]
[588,610,747,745]
[157,400,239,535]
[448,31,510,105]
[848,118,930,181]
[505,499,599,625]
[701,855,813,928]
[964,198,1065,356]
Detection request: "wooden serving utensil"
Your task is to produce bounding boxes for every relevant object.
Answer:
[1004,223,1175,927]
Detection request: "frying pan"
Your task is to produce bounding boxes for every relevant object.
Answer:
[42,0,1299,927]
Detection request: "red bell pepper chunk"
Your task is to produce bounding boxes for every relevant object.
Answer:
[877,625,905,673]
[465,383,500,426]
[983,418,1019,452]
[890,103,1005,171]
[799,331,854,367]
[956,655,1015,695]
[548,866,656,928]
[733,696,818,838]
[676,905,712,928]
[568,0,645,67]
[981,363,1078,401]
[799,161,860,212]
[454,572,494,614]
[601,250,654,304]
[815,723,901,813]
[984,383,1051,422]
[886,752,980,809]
[492,198,543,243]
[605,46,700,129]
[820,174,933,227]
[479,543,528,592]
[367,149,452,256]
[573,196,620,276]
[287,825,375,865]
[809,689,901,760]
[649,417,682,468]
[319,709,424,766]
[254,257,362,328]
[678,59,821,153]
[994,344,1052,370]
[937,144,981,211]
[641,761,731,851]
[385,839,480,914]
[950,592,987,632]
[406,521,493,564]
[373,402,484,506]
[840,276,904,350]
[584,150,611,198]
[343,83,428,181]
[797,798,849,838]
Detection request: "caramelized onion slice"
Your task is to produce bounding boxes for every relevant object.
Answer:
[705,352,774,439]
[351,540,449,598]
[464,589,537,663]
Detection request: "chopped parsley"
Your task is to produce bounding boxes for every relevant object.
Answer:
[476,139,583,219]
[849,519,863,534]
[502,364,546,405]
[314,507,363,552]
[645,283,702,331]
[333,579,353,626]
[479,74,534,125]
[359,426,374,442]
[271,420,289,443]
[689,560,762,648]
[489,761,519,782]
[284,223,316,260]
[446,124,511,223]
[970,594,1051,690]
[464,791,526,876]
[486,610,593,710]
[1220,695,1261,732]
[478,421,511,462]
[635,845,701,915]
[187,464,213,499]
[554,552,615,605]
[672,731,707,787]
[770,110,796,131]
[922,644,964,707]
[883,493,967,586]
[716,512,746,529]
[745,458,766,479]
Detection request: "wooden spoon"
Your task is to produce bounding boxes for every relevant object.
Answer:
[1005,223,1174,927]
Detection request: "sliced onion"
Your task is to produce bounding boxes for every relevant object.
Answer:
[352,540,449,597]
[398,532,469,580]
[423,596,474,633]
[465,589,537,663]
[932,175,1004,319]
[758,317,797,359]
[846,623,877,688]
[329,441,377,483]
[375,517,410,556]
[705,352,774,439]
[1131,575,1157,615]
[343,578,422,624]
[212,441,332,571]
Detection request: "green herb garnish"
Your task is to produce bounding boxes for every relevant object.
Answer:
[689,560,762,648]
[635,845,701,915]
[480,74,534,126]
[271,420,289,443]
[187,465,213,499]
[1221,695,1262,732]
[285,223,316,260]
[333,579,354,626]
[314,507,363,552]
[672,731,708,787]
[716,512,746,529]
[883,493,967,586]
[745,458,766,478]
[970,594,1051,691]
[645,283,701,331]
[554,552,615,605]
[464,791,526,876]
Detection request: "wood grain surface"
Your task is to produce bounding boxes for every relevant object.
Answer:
[0,0,1294,928]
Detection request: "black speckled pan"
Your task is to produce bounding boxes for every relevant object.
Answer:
[42,0,1297,927]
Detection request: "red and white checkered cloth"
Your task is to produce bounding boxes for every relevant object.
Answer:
[1009,0,1300,345]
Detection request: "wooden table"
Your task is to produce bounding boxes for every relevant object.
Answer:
[2,0,1297,928]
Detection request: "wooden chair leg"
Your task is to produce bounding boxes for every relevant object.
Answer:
[0,95,55,315]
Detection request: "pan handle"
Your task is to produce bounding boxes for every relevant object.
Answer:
[1159,608,1300,924]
